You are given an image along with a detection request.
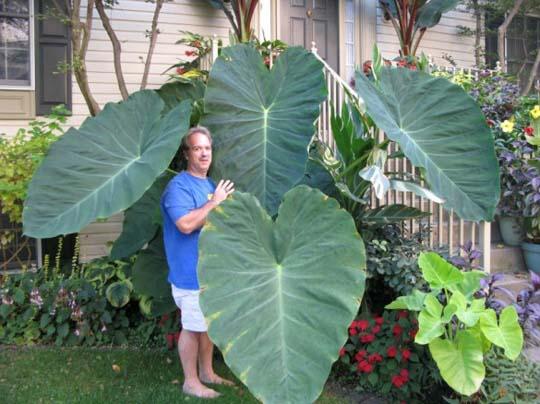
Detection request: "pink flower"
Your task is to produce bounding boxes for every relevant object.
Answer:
[356,319,369,331]
[360,334,375,343]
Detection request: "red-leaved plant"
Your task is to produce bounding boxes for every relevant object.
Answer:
[340,309,440,401]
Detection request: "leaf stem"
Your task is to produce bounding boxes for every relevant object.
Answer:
[166,168,178,175]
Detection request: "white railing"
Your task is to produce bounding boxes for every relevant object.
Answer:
[310,45,492,272]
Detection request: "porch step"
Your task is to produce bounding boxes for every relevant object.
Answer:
[490,243,527,274]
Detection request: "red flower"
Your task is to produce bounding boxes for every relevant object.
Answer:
[393,324,403,336]
[401,349,411,361]
[387,346,397,358]
[368,353,383,363]
[409,328,418,339]
[371,325,381,334]
[176,66,186,75]
[357,360,373,373]
[486,119,495,127]
[399,369,409,380]
[355,350,367,362]
[185,50,198,57]
[397,310,408,319]
[349,327,358,336]
[360,334,375,343]
[357,319,369,331]
[525,126,535,136]
[397,59,407,67]
[392,375,406,388]
[339,347,346,357]
[363,60,372,74]
[191,40,201,48]
[374,316,384,325]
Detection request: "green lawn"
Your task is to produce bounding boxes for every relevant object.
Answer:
[0,347,348,404]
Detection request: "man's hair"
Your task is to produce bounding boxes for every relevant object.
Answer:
[181,126,212,154]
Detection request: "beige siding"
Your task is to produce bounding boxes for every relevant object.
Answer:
[376,5,477,67]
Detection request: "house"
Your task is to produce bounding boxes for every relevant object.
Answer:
[0,0,488,267]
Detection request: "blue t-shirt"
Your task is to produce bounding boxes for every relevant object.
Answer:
[160,171,216,290]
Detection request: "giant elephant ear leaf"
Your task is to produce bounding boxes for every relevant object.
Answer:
[110,172,173,260]
[199,186,366,404]
[355,68,500,221]
[23,91,192,238]
[416,0,459,29]
[201,44,327,215]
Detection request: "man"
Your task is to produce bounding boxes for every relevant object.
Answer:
[161,126,235,399]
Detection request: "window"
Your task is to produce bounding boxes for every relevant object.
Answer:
[0,0,32,88]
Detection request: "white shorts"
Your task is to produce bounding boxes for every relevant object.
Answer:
[171,285,207,332]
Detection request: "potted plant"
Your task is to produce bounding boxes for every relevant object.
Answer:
[496,138,529,246]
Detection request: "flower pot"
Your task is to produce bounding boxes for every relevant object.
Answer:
[521,241,540,274]
[498,216,524,246]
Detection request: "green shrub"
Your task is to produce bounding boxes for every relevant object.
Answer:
[365,225,428,304]
[0,253,176,347]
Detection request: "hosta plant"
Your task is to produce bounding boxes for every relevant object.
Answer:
[386,252,523,396]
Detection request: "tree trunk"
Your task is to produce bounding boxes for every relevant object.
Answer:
[140,0,164,90]
[95,0,129,100]
[523,48,540,95]
[473,0,481,67]
[70,0,101,116]
[497,0,525,72]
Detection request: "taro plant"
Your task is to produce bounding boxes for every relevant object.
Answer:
[23,41,503,403]
[386,252,523,396]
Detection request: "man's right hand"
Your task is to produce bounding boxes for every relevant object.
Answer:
[212,179,235,205]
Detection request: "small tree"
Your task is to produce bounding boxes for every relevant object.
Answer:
[49,0,169,116]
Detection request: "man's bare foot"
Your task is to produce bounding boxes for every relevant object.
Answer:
[182,380,220,399]
[199,372,235,386]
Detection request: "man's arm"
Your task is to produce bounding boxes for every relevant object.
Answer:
[176,179,234,234]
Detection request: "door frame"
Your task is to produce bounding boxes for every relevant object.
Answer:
[263,0,377,78]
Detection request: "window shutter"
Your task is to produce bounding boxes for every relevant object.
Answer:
[35,0,72,115]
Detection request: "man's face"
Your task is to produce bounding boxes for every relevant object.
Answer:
[186,132,212,174]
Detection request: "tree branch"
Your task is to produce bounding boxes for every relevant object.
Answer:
[95,0,129,100]
[140,0,164,90]
[497,0,525,71]
[71,0,101,116]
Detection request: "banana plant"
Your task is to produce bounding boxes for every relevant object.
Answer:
[379,0,459,56]
[206,0,259,43]
[386,252,523,396]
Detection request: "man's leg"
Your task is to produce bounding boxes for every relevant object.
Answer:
[179,330,220,398]
[199,332,234,385]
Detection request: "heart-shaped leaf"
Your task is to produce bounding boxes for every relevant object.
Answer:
[429,330,485,396]
[415,294,445,344]
[110,172,173,259]
[449,291,484,327]
[480,307,523,360]
[23,91,192,238]
[201,44,327,215]
[386,289,428,311]
[419,252,463,290]
[355,68,500,221]
[448,270,487,300]
[198,186,366,404]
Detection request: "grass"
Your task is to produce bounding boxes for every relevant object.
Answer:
[0,347,348,404]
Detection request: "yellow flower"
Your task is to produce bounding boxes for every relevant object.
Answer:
[531,105,540,120]
[500,120,514,133]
